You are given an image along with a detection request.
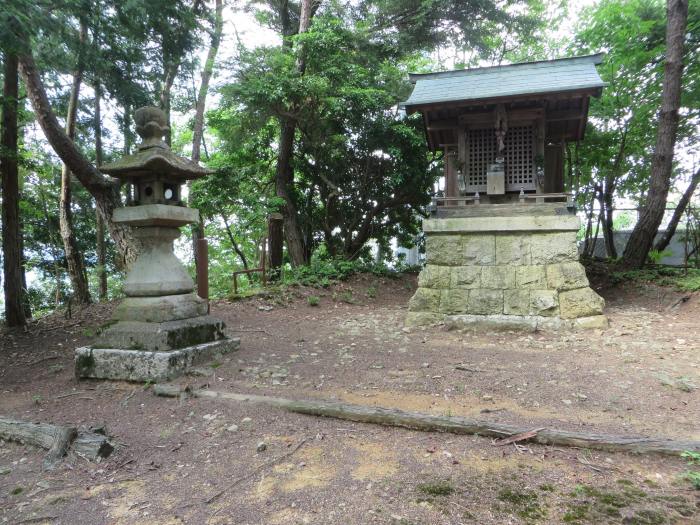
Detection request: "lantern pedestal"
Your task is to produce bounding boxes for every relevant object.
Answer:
[76,217,238,382]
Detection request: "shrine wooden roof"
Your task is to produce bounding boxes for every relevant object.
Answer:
[401,54,606,111]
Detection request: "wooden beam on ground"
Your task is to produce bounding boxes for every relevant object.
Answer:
[0,417,115,469]
[154,385,700,457]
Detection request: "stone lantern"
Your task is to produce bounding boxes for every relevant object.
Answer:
[75,107,239,381]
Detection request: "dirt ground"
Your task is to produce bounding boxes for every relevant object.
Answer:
[1,273,699,525]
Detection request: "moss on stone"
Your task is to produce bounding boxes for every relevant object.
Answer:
[75,351,96,376]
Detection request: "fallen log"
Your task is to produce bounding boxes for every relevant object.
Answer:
[0,417,115,468]
[154,384,700,457]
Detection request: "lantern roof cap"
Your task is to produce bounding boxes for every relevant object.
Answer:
[100,106,212,180]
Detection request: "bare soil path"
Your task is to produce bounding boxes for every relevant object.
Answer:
[1,274,699,524]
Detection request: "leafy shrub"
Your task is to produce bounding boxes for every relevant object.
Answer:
[682,451,700,489]
[647,249,673,264]
[611,266,700,292]
[282,256,402,287]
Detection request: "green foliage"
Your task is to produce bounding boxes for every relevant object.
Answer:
[569,0,700,211]
[212,11,440,260]
[497,487,547,521]
[682,451,700,489]
[417,481,455,497]
[307,295,320,306]
[647,249,673,264]
[612,266,700,292]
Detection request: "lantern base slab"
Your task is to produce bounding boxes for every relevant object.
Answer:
[75,338,239,382]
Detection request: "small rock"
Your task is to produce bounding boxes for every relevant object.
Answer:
[256,442,267,452]
[203,413,217,421]
[562,399,572,405]
[226,424,239,432]
[482,394,493,401]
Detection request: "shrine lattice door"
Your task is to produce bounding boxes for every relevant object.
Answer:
[464,124,536,193]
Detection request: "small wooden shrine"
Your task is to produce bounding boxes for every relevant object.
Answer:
[402,55,608,330]
[402,54,605,208]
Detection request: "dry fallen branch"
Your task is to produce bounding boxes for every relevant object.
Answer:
[0,417,115,468]
[206,438,307,507]
[494,428,545,446]
[154,384,700,457]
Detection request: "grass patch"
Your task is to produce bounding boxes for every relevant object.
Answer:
[307,295,320,306]
[562,483,662,523]
[10,486,23,495]
[417,481,455,497]
[497,487,547,521]
[334,290,356,304]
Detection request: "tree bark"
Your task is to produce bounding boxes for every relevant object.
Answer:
[654,167,700,252]
[18,48,138,267]
[622,0,689,268]
[270,0,318,269]
[276,118,307,266]
[267,213,283,278]
[221,213,249,270]
[600,182,617,258]
[155,385,700,457]
[159,61,178,147]
[0,417,114,468]
[192,0,223,163]
[191,0,223,275]
[94,81,107,300]
[1,51,27,327]
[59,16,92,305]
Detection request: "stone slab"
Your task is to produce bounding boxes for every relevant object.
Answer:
[445,314,538,332]
[423,215,580,234]
[95,315,226,352]
[113,204,199,227]
[559,288,605,319]
[75,338,240,382]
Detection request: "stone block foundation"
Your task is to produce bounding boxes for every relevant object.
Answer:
[407,210,607,330]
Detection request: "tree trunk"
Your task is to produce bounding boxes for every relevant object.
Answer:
[192,0,223,163]
[94,81,107,300]
[191,0,223,275]
[59,17,91,305]
[18,48,138,267]
[276,118,307,266]
[1,52,27,327]
[622,0,689,268]
[270,0,317,269]
[654,167,700,252]
[159,61,178,147]
[267,214,283,278]
[601,181,617,258]
[155,385,700,457]
[221,214,249,270]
